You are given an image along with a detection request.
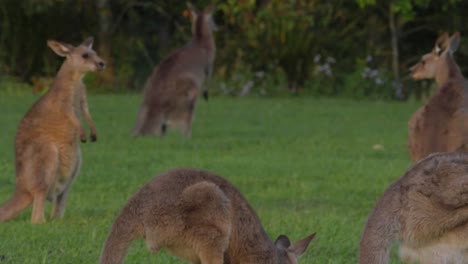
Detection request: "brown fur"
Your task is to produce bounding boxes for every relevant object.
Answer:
[0,37,105,224]
[408,32,468,162]
[133,3,217,137]
[100,168,315,264]
[360,152,468,264]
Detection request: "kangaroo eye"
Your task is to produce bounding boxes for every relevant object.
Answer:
[82,53,89,59]
[421,60,425,65]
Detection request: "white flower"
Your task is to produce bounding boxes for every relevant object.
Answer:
[314,54,321,63]
[319,64,332,76]
[239,80,255,97]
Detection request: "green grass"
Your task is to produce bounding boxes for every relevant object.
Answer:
[0,94,420,263]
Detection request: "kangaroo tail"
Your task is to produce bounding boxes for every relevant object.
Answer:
[100,199,144,264]
[0,190,32,222]
[359,183,401,264]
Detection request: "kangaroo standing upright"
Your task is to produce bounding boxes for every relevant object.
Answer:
[100,168,315,264]
[360,152,468,264]
[133,3,216,137]
[408,32,468,162]
[0,37,105,224]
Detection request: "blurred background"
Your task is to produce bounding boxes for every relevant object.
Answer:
[0,0,467,100]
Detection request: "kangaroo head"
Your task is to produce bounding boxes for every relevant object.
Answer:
[187,2,217,36]
[274,233,315,264]
[47,37,106,73]
[410,32,460,80]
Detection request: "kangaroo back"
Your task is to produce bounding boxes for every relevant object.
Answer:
[100,168,315,264]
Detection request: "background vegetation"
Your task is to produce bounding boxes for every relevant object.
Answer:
[0,94,415,263]
[0,0,467,99]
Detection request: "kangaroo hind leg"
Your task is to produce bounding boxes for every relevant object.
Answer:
[51,148,81,219]
[197,248,225,264]
[31,146,59,224]
[181,182,232,263]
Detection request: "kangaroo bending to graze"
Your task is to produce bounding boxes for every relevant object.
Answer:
[100,168,315,264]
[408,32,468,162]
[133,3,217,137]
[0,37,105,224]
[360,152,468,264]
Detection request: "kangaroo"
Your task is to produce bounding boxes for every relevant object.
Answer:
[0,37,105,224]
[100,168,315,264]
[359,152,468,264]
[133,3,216,137]
[408,32,468,162]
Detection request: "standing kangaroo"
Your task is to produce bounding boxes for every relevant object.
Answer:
[360,152,468,264]
[0,37,105,224]
[100,168,315,264]
[408,32,468,162]
[133,3,216,137]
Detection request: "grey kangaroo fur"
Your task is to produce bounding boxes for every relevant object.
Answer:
[133,3,216,137]
[360,152,468,264]
[0,37,105,224]
[100,168,315,263]
[408,32,468,162]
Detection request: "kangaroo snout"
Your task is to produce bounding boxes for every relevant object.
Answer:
[408,64,419,80]
[96,60,106,70]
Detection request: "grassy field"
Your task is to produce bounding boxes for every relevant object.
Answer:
[0,94,420,263]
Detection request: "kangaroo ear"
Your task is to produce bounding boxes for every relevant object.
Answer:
[187,2,198,19]
[47,40,74,57]
[274,235,291,249]
[434,32,449,56]
[81,37,94,49]
[448,32,460,54]
[289,233,316,258]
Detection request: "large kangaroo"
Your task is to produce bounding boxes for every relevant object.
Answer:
[100,168,315,264]
[0,37,105,224]
[360,152,468,264]
[408,32,468,162]
[133,3,216,137]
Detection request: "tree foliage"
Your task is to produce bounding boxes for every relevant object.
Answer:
[0,0,467,99]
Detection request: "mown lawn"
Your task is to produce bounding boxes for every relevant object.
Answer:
[0,94,420,263]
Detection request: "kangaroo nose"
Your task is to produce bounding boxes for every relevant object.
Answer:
[98,61,106,69]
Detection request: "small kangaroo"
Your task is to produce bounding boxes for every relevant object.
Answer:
[0,37,105,224]
[360,152,468,264]
[133,3,217,137]
[100,168,315,264]
[408,32,468,162]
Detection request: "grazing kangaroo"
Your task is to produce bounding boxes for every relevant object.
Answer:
[133,3,217,137]
[0,37,105,224]
[100,168,315,264]
[408,32,468,162]
[360,152,468,264]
